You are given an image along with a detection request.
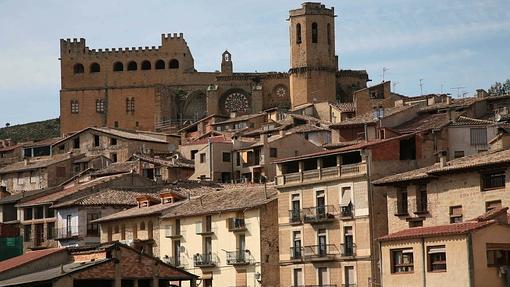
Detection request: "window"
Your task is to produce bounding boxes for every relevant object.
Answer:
[94,135,100,147]
[450,205,463,223]
[169,59,179,69]
[296,23,302,44]
[24,225,31,242]
[155,59,165,69]
[71,100,79,114]
[416,184,428,213]
[90,62,100,73]
[292,231,302,259]
[141,60,151,70]
[481,171,506,190]
[391,249,414,273]
[409,220,423,228]
[343,226,354,256]
[87,213,100,236]
[24,208,33,220]
[470,128,487,146]
[45,206,54,218]
[318,267,328,286]
[114,121,119,128]
[454,150,465,159]
[327,23,331,45]
[428,246,447,272]
[110,138,117,146]
[126,97,135,112]
[200,153,206,163]
[290,194,301,223]
[96,99,105,113]
[486,200,502,212]
[191,150,198,160]
[293,268,303,286]
[113,61,124,71]
[29,171,37,183]
[127,61,137,71]
[47,222,55,240]
[236,151,241,166]
[487,244,510,267]
[121,224,126,240]
[114,225,119,233]
[110,153,117,163]
[270,148,278,158]
[311,22,318,43]
[396,188,408,215]
[73,137,80,149]
[73,63,84,74]
[222,152,231,162]
[140,221,146,230]
[34,206,44,219]
[399,137,416,160]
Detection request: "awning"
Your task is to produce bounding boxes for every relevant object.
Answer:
[428,247,445,254]
[340,189,352,206]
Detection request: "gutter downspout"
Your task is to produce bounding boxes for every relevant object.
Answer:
[421,238,426,287]
[467,234,474,287]
[366,149,377,285]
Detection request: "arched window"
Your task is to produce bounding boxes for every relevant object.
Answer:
[141,60,151,70]
[169,59,179,69]
[127,61,137,71]
[73,63,84,74]
[71,100,79,114]
[327,23,331,45]
[90,63,100,73]
[296,23,302,44]
[96,99,105,113]
[312,22,318,43]
[140,221,145,230]
[155,59,165,70]
[126,97,135,113]
[113,62,124,72]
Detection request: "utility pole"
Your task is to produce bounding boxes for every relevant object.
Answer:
[419,79,424,96]
[450,87,466,98]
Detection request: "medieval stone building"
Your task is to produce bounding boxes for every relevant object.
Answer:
[59,2,369,135]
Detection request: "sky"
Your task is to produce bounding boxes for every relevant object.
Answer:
[0,0,509,126]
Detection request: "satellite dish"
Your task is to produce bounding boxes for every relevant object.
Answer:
[495,114,502,122]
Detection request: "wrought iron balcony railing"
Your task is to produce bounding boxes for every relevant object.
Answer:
[340,243,356,257]
[290,246,303,260]
[226,250,252,265]
[289,209,302,224]
[303,244,339,260]
[302,205,336,224]
[340,204,354,218]
[193,253,218,268]
[228,218,247,232]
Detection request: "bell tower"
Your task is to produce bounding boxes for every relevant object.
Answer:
[221,50,233,75]
[289,2,337,108]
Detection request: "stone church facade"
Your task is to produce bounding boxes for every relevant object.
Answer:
[59,3,369,135]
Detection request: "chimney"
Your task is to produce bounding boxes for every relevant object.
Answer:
[477,89,488,99]
[438,150,447,167]
[24,158,30,166]
[260,133,267,143]
[446,96,452,105]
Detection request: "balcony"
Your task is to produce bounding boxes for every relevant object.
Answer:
[164,256,186,268]
[302,205,336,224]
[339,204,354,219]
[193,253,218,268]
[275,163,366,186]
[340,243,356,257]
[226,250,252,265]
[55,226,79,240]
[228,218,247,232]
[195,224,214,236]
[164,227,182,239]
[290,246,303,261]
[303,244,339,261]
[288,210,303,224]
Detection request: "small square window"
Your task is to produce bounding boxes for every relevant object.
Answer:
[391,248,414,273]
[486,200,502,212]
[200,153,206,163]
[427,246,447,272]
[270,148,278,158]
[481,171,506,191]
[449,206,463,223]
[222,152,231,162]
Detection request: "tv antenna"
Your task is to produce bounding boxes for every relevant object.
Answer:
[382,67,389,82]
[419,79,424,96]
[450,87,466,98]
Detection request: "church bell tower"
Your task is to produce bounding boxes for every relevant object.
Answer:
[289,2,337,108]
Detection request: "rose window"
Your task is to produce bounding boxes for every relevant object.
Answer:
[275,86,287,98]
[224,92,249,113]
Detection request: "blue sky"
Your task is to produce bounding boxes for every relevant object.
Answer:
[0,0,509,125]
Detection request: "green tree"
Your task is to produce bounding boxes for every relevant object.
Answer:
[488,79,510,96]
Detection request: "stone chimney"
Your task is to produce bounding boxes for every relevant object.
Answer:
[476,89,489,99]
[438,150,448,167]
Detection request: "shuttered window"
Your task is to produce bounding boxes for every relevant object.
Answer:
[470,128,487,146]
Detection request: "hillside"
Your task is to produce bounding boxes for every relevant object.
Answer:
[0,118,60,143]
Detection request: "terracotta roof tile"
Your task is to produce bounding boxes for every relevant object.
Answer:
[330,105,414,127]
[0,154,72,174]
[394,113,451,133]
[331,102,355,112]
[449,116,495,126]
[378,220,495,241]
[0,248,66,273]
[182,135,231,146]
[90,162,135,177]
[131,153,194,168]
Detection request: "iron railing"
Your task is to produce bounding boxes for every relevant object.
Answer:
[290,246,303,260]
[228,218,247,232]
[303,244,339,259]
[340,243,356,257]
[340,204,354,218]
[302,205,336,223]
[55,226,79,239]
[289,209,302,224]
[226,250,252,265]
[193,253,218,267]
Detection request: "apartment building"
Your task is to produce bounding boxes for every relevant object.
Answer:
[273,132,437,287]
[159,184,278,287]
[446,116,496,159]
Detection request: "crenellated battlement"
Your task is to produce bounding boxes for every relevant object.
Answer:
[60,33,189,58]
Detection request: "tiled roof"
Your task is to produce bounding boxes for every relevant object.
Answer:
[131,153,194,168]
[374,148,510,185]
[0,145,20,153]
[16,174,126,207]
[22,137,62,148]
[418,97,478,112]
[331,102,355,112]
[161,184,277,219]
[286,124,330,134]
[0,248,66,273]
[470,207,509,222]
[182,135,231,146]
[330,105,414,127]
[394,113,451,134]
[177,114,228,133]
[90,161,135,177]
[378,220,495,242]
[211,113,265,125]
[93,200,184,223]
[53,127,168,147]
[0,153,72,174]
[52,187,164,208]
[449,116,495,126]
